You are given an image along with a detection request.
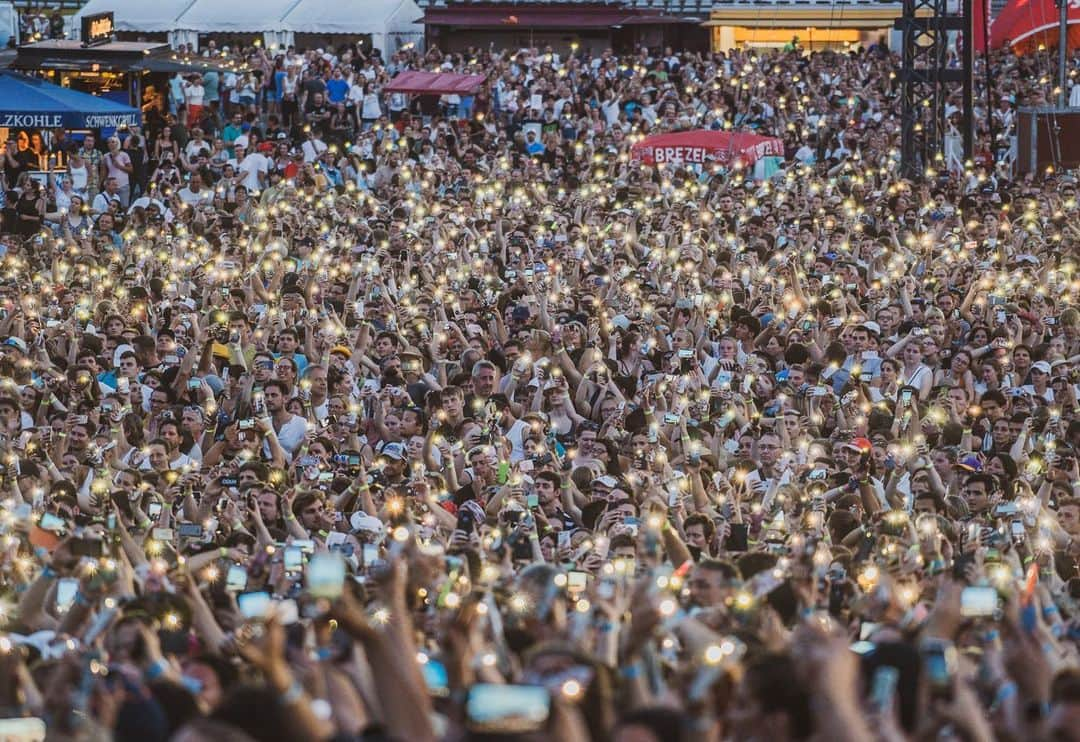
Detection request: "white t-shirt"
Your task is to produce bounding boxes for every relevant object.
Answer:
[238,152,269,192]
[302,138,328,163]
[185,139,210,160]
[264,414,308,461]
[183,82,205,106]
[177,185,213,207]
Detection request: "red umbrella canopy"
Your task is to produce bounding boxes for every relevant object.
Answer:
[630,130,785,167]
[990,0,1080,52]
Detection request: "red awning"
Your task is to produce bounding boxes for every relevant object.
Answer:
[990,0,1080,52]
[631,130,785,167]
[384,70,487,95]
[423,6,634,28]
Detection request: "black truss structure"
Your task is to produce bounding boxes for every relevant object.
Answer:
[894,0,974,179]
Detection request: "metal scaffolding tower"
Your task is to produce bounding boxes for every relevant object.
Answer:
[895,0,975,178]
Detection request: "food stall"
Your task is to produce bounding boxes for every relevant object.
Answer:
[0,69,140,184]
[10,12,245,112]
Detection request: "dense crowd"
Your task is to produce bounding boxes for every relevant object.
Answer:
[0,36,1077,742]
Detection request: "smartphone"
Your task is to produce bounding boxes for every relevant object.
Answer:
[117,376,130,394]
[147,501,163,520]
[276,598,300,625]
[71,538,105,558]
[226,564,248,593]
[38,512,66,532]
[566,571,587,593]
[292,539,316,554]
[465,684,551,734]
[727,523,749,552]
[868,665,899,713]
[422,658,450,698]
[361,543,379,568]
[960,586,998,617]
[306,552,346,600]
[237,591,272,620]
[900,387,913,406]
[56,577,79,612]
[151,528,174,542]
[0,719,46,741]
[920,638,956,696]
[993,502,1020,517]
[177,522,204,539]
[283,546,303,573]
[526,493,539,509]
[455,509,476,535]
[678,348,694,374]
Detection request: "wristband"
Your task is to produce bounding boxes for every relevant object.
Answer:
[285,513,297,521]
[991,681,1017,710]
[73,591,91,607]
[145,658,170,681]
[1024,700,1050,722]
[220,547,228,558]
[40,565,57,580]
[281,680,305,705]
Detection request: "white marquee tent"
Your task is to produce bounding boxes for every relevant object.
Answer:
[73,0,422,54]
[72,0,197,33]
[281,0,423,55]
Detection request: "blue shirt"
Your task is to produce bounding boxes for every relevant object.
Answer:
[275,351,309,375]
[326,79,349,104]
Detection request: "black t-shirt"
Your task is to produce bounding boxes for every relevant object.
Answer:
[307,104,331,123]
[4,149,36,185]
[302,77,327,98]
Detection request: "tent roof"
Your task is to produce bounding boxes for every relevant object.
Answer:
[0,70,140,129]
[75,0,423,37]
[384,70,487,94]
[174,0,302,32]
[990,0,1080,51]
[280,0,422,34]
[74,0,197,33]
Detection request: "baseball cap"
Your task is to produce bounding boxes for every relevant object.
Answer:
[349,512,384,535]
[2,337,27,354]
[954,454,982,472]
[1031,361,1052,374]
[379,442,406,460]
[842,437,873,453]
[112,343,134,367]
[275,131,288,140]
[858,320,881,336]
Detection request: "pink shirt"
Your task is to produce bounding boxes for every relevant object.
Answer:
[104,150,131,188]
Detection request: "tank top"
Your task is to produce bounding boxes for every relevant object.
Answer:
[68,162,88,192]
